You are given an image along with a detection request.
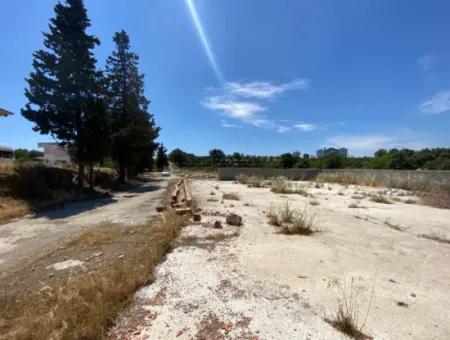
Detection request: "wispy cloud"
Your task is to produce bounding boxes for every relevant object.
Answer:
[277,126,291,133]
[293,123,316,131]
[202,96,265,120]
[225,79,309,99]
[417,54,435,72]
[202,78,317,133]
[221,121,242,128]
[419,90,450,114]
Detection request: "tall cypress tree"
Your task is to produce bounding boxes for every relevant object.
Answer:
[105,30,159,182]
[22,0,102,187]
[156,144,169,171]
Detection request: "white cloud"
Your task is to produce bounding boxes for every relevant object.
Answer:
[225,79,309,99]
[277,126,291,133]
[417,54,435,71]
[294,123,316,131]
[221,121,242,128]
[202,96,265,120]
[419,90,450,114]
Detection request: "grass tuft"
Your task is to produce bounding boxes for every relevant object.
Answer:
[326,277,374,340]
[369,194,391,204]
[418,232,450,245]
[222,192,240,200]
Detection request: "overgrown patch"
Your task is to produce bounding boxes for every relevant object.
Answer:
[0,187,186,339]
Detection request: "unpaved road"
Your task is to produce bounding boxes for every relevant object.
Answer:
[0,176,169,274]
[110,179,450,340]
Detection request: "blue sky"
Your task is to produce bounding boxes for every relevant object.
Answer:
[1,0,450,156]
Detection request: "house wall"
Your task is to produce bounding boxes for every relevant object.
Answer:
[38,143,71,165]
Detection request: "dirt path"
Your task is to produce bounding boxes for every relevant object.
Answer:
[109,179,450,340]
[0,176,169,274]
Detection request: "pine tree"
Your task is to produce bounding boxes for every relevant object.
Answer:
[105,30,159,182]
[22,0,102,188]
[156,144,169,171]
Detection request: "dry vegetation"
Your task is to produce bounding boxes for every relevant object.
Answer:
[326,278,374,340]
[0,162,115,222]
[222,192,240,200]
[316,171,450,209]
[267,201,317,235]
[270,177,309,196]
[384,219,405,232]
[369,194,391,204]
[0,188,186,339]
[236,174,265,188]
[418,232,450,245]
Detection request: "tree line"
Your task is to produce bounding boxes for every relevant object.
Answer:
[168,147,450,170]
[21,0,160,188]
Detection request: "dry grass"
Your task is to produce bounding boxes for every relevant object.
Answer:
[0,163,116,223]
[236,174,265,188]
[270,177,309,196]
[0,197,31,222]
[0,192,186,339]
[418,232,450,245]
[316,171,450,209]
[326,277,374,340]
[222,192,240,200]
[369,194,391,204]
[279,205,317,235]
[268,201,317,235]
[348,203,363,209]
[267,201,294,226]
[384,219,404,232]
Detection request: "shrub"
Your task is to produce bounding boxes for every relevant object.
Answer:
[369,194,391,204]
[222,192,240,200]
[281,205,317,235]
[325,277,374,340]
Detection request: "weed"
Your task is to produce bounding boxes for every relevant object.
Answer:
[384,219,404,232]
[369,194,391,204]
[325,277,374,340]
[280,205,317,235]
[418,232,450,245]
[222,192,240,200]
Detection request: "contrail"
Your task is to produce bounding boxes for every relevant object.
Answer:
[186,0,225,85]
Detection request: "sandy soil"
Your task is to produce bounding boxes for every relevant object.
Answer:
[0,176,168,274]
[110,179,450,339]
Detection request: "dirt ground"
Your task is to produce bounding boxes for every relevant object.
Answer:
[0,176,168,275]
[110,179,450,340]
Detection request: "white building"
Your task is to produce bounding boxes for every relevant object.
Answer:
[38,142,72,165]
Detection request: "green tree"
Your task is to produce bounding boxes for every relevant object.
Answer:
[169,148,188,168]
[105,30,159,182]
[82,98,111,188]
[280,152,295,168]
[156,144,169,171]
[22,0,102,187]
[209,149,226,167]
[14,149,31,162]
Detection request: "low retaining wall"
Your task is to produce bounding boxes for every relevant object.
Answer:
[218,167,450,187]
[217,168,321,181]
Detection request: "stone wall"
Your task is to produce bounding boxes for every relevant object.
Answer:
[217,167,450,187]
